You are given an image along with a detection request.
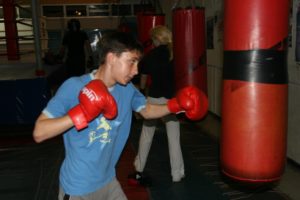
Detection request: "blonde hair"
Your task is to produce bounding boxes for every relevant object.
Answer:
[150,25,173,60]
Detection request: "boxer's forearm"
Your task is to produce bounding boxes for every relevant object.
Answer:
[139,103,170,119]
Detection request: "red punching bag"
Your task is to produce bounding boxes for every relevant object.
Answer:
[172,7,207,95]
[221,0,289,183]
[137,12,165,54]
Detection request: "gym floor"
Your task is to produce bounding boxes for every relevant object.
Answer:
[0,114,298,200]
[129,116,296,200]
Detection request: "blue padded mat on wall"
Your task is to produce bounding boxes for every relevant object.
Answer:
[0,77,51,125]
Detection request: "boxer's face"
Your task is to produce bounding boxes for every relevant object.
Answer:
[111,50,141,85]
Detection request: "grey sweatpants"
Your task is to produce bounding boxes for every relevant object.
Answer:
[134,97,185,179]
[58,178,127,200]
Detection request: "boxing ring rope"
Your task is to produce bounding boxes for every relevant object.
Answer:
[0,0,44,75]
[0,1,65,125]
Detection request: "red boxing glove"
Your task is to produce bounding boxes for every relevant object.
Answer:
[68,80,117,130]
[167,86,208,120]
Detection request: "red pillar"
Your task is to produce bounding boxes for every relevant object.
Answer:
[2,0,20,60]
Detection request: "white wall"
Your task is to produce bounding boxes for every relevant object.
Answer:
[287,0,300,164]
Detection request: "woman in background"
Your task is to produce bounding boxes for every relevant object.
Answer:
[128,25,185,186]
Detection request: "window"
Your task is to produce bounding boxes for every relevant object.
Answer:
[18,6,32,19]
[0,7,3,18]
[111,4,132,16]
[133,4,154,15]
[66,5,87,17]
[88,5,109,16]
[43,6,64,17]
[41,3,138,18]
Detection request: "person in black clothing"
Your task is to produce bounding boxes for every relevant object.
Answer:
[59,19,93,77]
[128,25,185,186]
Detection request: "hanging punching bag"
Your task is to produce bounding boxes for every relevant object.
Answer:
[137,12,165,54]
[172,7,207,95]
[221,0,289,183]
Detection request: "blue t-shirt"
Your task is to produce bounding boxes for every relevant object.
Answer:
[43,72,146,195]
